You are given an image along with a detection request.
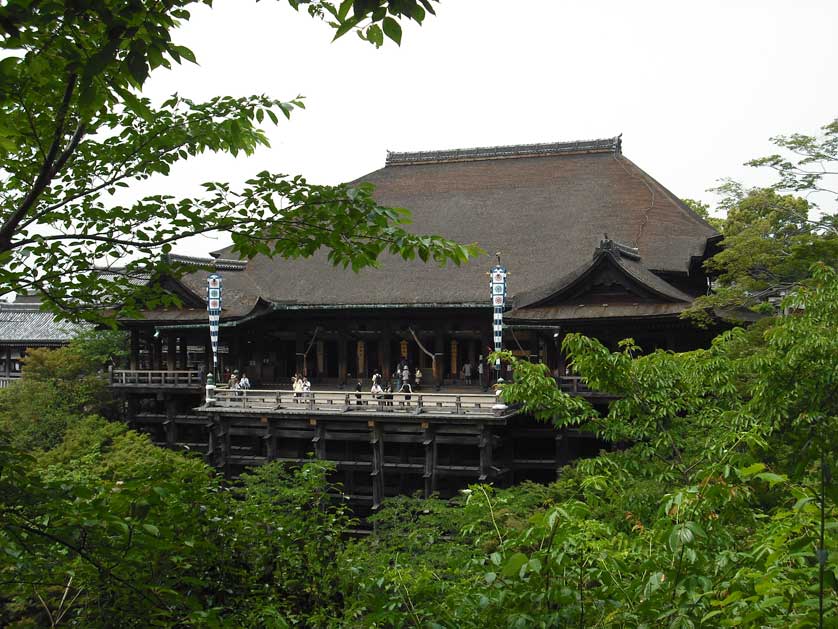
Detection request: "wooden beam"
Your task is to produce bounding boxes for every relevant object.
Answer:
[369,421,384,510]
[422,422,436,498]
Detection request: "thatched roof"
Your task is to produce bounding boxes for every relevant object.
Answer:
[142,137,718,319]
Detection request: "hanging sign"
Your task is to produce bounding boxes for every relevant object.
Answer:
[207,273,222,373]
[489,264,508,373]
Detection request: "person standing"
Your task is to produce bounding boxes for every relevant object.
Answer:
[402,363,410,388]
[228,370,239,390]
[478,358,485,391]
[414,366,423,390]
[355,380,363,405]
[464,361,473,385]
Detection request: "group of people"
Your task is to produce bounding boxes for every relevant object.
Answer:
[225,369,251,391]
[291,373,311,398]
[354,360,422,404]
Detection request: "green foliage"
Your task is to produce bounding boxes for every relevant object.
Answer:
[688,118,838,320]
[0,344,113,450]
[0,0,473,322]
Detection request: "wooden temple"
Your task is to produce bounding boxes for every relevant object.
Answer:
[113,137,722,508]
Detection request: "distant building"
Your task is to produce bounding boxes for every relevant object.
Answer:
[0,299,90,384]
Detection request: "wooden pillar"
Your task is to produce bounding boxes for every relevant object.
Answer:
[152,335,163,370]
[422,422,436,498]
[468,339,477,371]
[480,330,491,390]
[263,421,276,460]
[129,329,140,370]
[433,329,444,389]
[179,336,188,369]
[338,333,348,384]
[166,333,177,371]
[295,332,305,376]
[164,397,177,448]
[369,421,384,509]
[381,327,392,381]
[312,420,326,459]
[479,424,493,482]
[3,346,10,377]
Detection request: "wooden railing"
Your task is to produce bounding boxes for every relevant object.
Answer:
[0,375,20,389]
[208,388,505,417]
[111,369,203,387]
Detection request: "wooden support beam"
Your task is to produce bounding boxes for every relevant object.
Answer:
[166,333,177,372]
[129,329,140,370]
[338,332,348,385]
[312,420,326,459]
[479,424,493,482]
[422,422,436,498]
[164,397,177,448]
[178,336,188,370]
[295,332,305,376]
[263,421,277,460]
[369,421,384,510]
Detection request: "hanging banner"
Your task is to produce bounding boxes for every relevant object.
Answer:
[207,273,222,373]
[489,264,508,374]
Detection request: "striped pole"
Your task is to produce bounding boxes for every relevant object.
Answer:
[207,273,222,378]
[489,261,507,382]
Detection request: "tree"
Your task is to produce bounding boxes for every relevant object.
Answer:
[687,119,838,319]
[0,0,474,320]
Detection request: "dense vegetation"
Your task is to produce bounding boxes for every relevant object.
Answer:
[1,262,835,627]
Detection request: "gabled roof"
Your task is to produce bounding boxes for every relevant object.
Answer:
[506,239,694,322]
[136,137,719,315]
[0,302,91,346]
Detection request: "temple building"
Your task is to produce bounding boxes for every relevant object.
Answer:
[113,137,722,508]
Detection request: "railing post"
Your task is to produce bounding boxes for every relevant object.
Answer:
[455,395,462,415]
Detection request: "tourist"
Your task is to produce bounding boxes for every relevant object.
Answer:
[302,376,311,397]
[393,364,401,392]
[478,358,485,390]
[401,363,410,386]
[414,367,422,390]
[239,373,250,391]
[293,373,303,400]
[372,369,381,386]
[398,380,412,405]
[228,369,239,390]
[464,361,472,385]
[383,383,394,407]
[355,380,363,405]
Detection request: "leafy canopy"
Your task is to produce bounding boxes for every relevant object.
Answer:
[0,0,475,320]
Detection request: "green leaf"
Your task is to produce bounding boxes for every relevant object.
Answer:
[382,17,402,45]
[501,552,528,578]
[142,523,160,537]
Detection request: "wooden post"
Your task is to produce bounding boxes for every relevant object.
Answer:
[152,335,163,371]
[295,332,305,376]
[129,329,140,370]
[479,424,493,482]
[381,326,392,381]
[312,420,326,459]
[422,422,436,498]
[338,333,348,385]
[433,329,444,389]
[179,335,188,369]
[263,421,276,460]
[369,421,384,509]
[164,397,177,448]
[166,333,177,371]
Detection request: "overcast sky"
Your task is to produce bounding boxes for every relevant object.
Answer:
[140,0,838,256]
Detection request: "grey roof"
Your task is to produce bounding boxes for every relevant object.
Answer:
[0,303,91,346]
[138,137,718,316]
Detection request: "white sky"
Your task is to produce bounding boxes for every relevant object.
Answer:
[140,0,838,257]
